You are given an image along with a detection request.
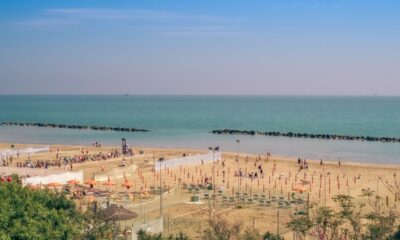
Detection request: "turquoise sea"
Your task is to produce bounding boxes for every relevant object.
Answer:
[1,95,400,164]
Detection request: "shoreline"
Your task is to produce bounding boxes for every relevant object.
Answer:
[2,142,400,171]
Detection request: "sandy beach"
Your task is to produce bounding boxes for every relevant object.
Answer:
[1,142,399,239]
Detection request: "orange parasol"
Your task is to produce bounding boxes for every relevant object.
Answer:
[27,184,40,189]
[47,182,62,188]
[121,178,133,189]
[85,179,97,188]
[103,176,115,186]
[85,179,96,185]
[292,185,307,193]
[67,179,80,185]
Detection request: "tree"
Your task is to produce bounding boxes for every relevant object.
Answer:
[136,229,189,240]
[0,181,114,240]
[287,216,313,240]
[262,231,283,240]
[0,181,82,239]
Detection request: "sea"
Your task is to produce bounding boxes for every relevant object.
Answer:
[0,95,399,164]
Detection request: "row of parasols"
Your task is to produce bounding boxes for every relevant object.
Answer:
[26,175,134,190]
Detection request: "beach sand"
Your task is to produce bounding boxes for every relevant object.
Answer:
[1,142,399,239]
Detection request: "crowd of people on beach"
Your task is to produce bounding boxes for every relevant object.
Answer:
[1,155,13,167]
[14,148,133,169]
[298,158,309,169]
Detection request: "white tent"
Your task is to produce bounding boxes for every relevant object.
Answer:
[155,151,221,171]
[23,170,83,186]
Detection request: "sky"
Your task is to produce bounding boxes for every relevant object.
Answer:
[0,0,399,95]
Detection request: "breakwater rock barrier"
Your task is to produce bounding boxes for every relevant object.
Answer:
[1,122,149,132]
[212,129,400,143]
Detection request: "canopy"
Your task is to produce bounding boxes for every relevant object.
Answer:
[98,204,138,221]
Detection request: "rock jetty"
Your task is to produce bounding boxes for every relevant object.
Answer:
[212,129,400,143]
[1,122,148,132]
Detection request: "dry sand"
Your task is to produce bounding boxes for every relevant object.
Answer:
[1,142,399,239]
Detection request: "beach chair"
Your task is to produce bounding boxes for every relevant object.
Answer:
[285,201,291,208]
[229,197,235,203]
[260,194,266,199]
[266,200,272,206]
[204,193,209,199]
[222,196,228,202]
[271,196,277,202]
[218,190,223,196]
[259,199,266,206]
[247,198,254,204]
[243,193,248,198]
[295,210,306,216]
[278,202,285,208]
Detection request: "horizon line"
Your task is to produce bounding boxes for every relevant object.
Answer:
[0,94,398,97]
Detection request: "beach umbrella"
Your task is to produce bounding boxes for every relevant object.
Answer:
[85,179,97,189]
[103,176,115,186]
[27,184,40,190]
[67,179,80,185]
[292,185,307,193]
[47,182,62,188]
[121,178,133,190]
[103,176,115,192]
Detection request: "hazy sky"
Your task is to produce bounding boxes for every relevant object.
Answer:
[0,1,399,95]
